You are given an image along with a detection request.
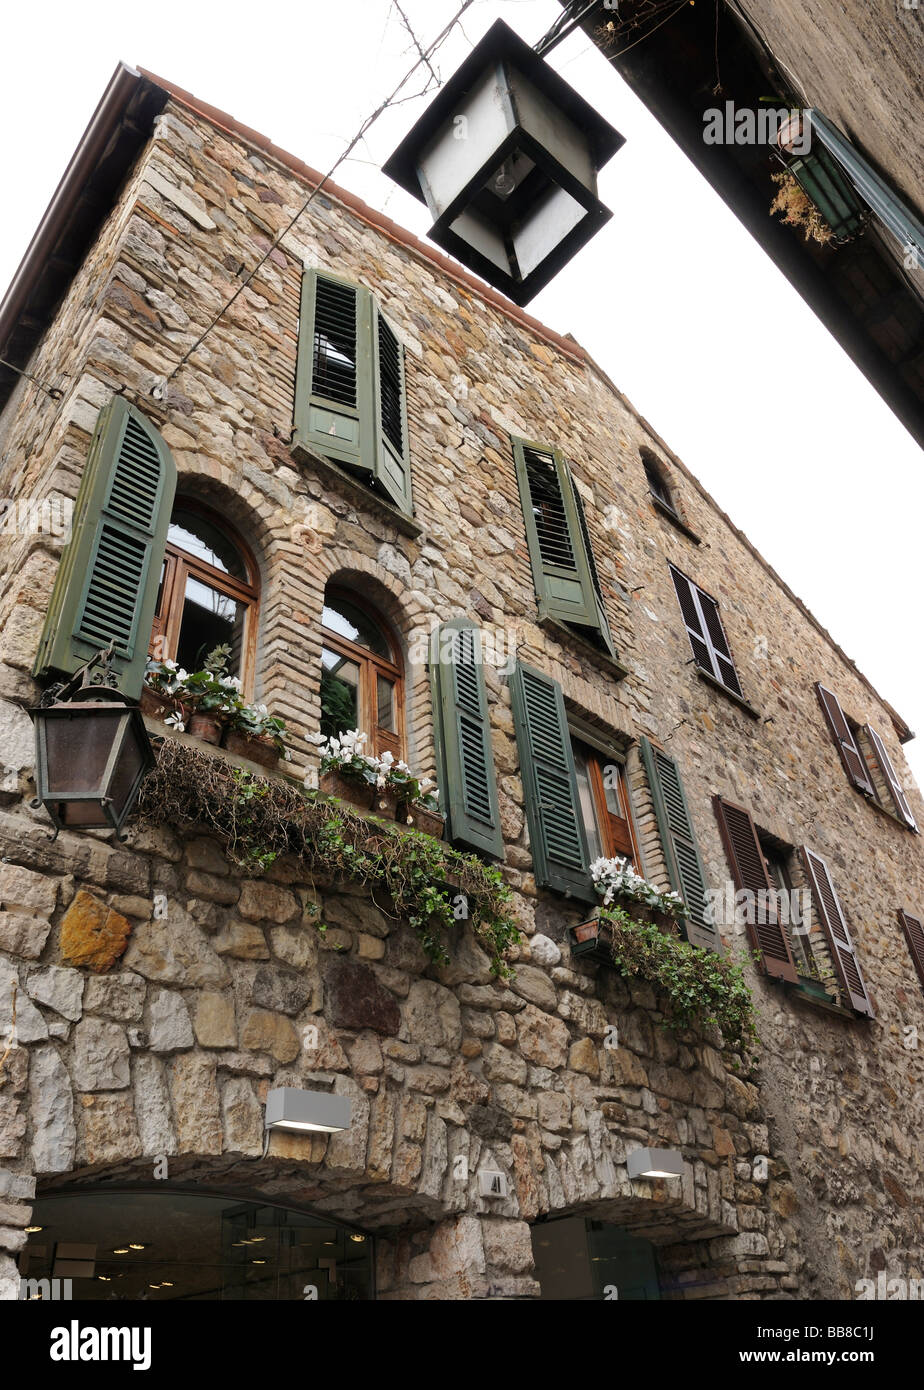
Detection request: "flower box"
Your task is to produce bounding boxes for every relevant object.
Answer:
[320,769,375,812]
[571,906,678,964]
[369,786,400,820]
[223,728,279,770]
[793,976,838,1004]
[188,712,223,745]
[140,686,181,723]
[396,801,445,838]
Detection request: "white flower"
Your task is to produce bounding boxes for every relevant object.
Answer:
[162,658,178,672]
[380,751,394,765]
[376,775,387,789]
[220,675,242,691]
[164,713,185,732]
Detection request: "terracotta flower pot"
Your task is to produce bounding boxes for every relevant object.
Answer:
[320,769,374,812]
[397,802,445,838]
[370,786,400,820]
[188,711,223,745]
[572,919,600,944]
[223,728,279,770]
[139,686,178,723]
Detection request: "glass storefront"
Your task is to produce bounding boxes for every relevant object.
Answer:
[532,1217,661,1300]
[19,1190,373,1301]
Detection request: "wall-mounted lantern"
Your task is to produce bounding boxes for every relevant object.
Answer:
[383,19,624,305]
[626,1147,684,1181]
[264,1087,351,1135]
[29,647,154,839]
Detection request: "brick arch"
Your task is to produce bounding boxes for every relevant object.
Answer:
[172,459,282,576]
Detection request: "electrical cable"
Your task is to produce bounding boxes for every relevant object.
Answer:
[161,0,477,391]
[534,0,600,56]
[0,356,63,401]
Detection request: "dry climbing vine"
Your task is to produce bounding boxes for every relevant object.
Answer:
[135,739,520,977]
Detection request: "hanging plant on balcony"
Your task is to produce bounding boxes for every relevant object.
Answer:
[598,904,760,1070]
[135,739,518,977]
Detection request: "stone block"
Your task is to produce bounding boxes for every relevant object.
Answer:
[60,890,132,972]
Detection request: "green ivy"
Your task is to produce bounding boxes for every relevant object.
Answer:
[599,905,760,1069]
[136,739,520,978]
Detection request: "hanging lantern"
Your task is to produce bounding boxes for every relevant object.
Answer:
[30,673,154,838]
[383,19,625,306]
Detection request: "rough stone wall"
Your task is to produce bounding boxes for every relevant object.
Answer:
[0,94,921,1299]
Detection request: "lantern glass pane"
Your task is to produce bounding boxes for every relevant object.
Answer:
[106,722,149,819]
[42,712,117,796]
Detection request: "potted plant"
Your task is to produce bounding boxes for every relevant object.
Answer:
[223,705,289,770]
[391,765,443,837]
[141,659,189,724]
[571,858,685,960]
[311,730,382,812]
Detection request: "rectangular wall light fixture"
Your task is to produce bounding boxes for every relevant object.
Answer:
[627,1148,684,1180]
[264,1087,351,1134]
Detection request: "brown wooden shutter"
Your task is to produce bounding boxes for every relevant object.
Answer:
[713,796,798,981]
[815,684,875,796]
[865,725,919,831]
[801,847,875,1016]
[898,909,924,993]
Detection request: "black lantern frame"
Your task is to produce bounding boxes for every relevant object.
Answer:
[29,650,155,839]
[383,19,624,305]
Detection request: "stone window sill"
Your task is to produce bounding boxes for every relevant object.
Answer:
[539,615,630,683]
[290,439,424,539]
[651,494,701,544]
[142,717,297,784]
[695,667,761,720]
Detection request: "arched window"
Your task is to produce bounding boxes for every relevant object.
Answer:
[150,501,259,687]
[320,588,403,759]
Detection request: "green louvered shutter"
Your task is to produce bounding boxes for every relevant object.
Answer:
[431,619,504,858]
[295,269,374,473]
[372,309,413,514]
[639,736,720,953]
[509,661,593,901]
[512,437,615,655]
[33,396,176,699]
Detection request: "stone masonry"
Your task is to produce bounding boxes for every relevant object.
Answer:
[0,74,921,1299]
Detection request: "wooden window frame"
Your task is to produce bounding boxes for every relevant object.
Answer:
[573,740,640,864]
[321,587,405,761]
[151,498,260,696]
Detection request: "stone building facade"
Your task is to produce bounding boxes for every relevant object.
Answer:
[0,68,921,1301]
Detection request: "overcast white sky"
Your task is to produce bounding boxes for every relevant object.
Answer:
[2,0,922,782]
